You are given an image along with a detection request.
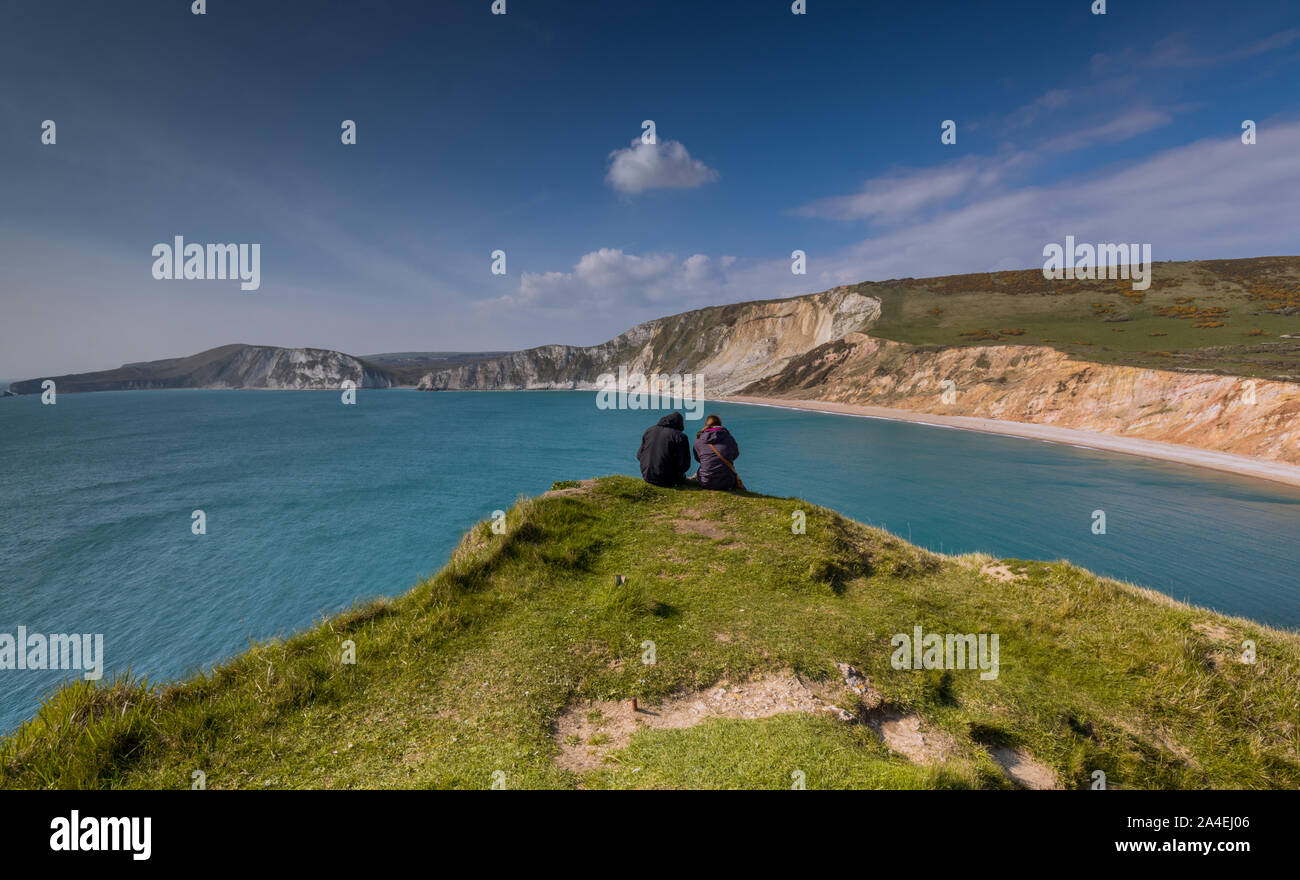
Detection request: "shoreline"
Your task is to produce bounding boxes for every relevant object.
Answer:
[9,383,1299,489]
[720,395,1300,490]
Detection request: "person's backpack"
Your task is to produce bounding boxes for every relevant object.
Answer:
[707,443,745,491]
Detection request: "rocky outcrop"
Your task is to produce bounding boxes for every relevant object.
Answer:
[744,333,1300,465]
[416,287,880,395]
[7,345,402,394]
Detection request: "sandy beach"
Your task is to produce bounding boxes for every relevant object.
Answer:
[721,395,1300,490]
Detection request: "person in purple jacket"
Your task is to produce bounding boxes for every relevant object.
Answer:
[692,414,741,490]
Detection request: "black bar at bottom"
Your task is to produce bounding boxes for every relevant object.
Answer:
[0,790,1285,865]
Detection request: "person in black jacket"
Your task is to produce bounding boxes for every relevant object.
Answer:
[637,412,691,487]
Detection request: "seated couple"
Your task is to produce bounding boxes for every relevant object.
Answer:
[636,412,743,491]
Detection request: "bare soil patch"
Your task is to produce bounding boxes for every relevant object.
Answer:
[990,746,1063,790]
[554,662,1064,787]
[542,479,597,498]
[981,561,1027,583]
[1192,621,1233,642]
[865,711,960,764]
[672,518,731,539]
[552,672,849,773]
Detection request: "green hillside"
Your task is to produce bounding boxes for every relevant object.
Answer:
[3,477,1297,789]
[856,256,1300,380]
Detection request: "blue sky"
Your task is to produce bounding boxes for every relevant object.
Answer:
[2,0,1298,377]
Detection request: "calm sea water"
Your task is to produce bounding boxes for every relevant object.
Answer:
[1,389,1297,732]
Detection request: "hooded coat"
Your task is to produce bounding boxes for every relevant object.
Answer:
[637,412,691,486]
[693,425,740,490]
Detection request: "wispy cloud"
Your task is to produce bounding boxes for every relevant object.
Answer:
[792,154,1032,222]
[1039,108,1174,152]
[1002,88,1075,130]
[996,80,1171,152]
[795,118,1300,286]
[997,28,1298,154]
[1136,28,1300,70]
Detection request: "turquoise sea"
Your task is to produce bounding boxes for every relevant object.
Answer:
[1,389,1297,732]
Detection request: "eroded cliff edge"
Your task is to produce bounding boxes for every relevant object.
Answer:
[415,287,881,395]
[745,333,1300,466]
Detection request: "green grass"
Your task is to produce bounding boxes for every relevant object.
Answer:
[582,715,966,790]
[3,476,1297,789]
[854,257,1300,380]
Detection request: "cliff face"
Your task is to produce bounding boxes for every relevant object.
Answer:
[414,278,1300,465]
[208,346,400,390]
[416,287,880,395]
[745,333,1300,465]
[7,345,401,394]
[414,322,660,391]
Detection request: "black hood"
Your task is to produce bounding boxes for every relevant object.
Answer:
[656,412,685,431]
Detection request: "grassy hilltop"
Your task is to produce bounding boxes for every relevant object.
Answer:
[3,476,1297,790]
[856,256,1300,381]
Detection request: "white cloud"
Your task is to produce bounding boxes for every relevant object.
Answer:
[604,139,719,195]
[490,119,1300,334]
[495,248,740,315]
